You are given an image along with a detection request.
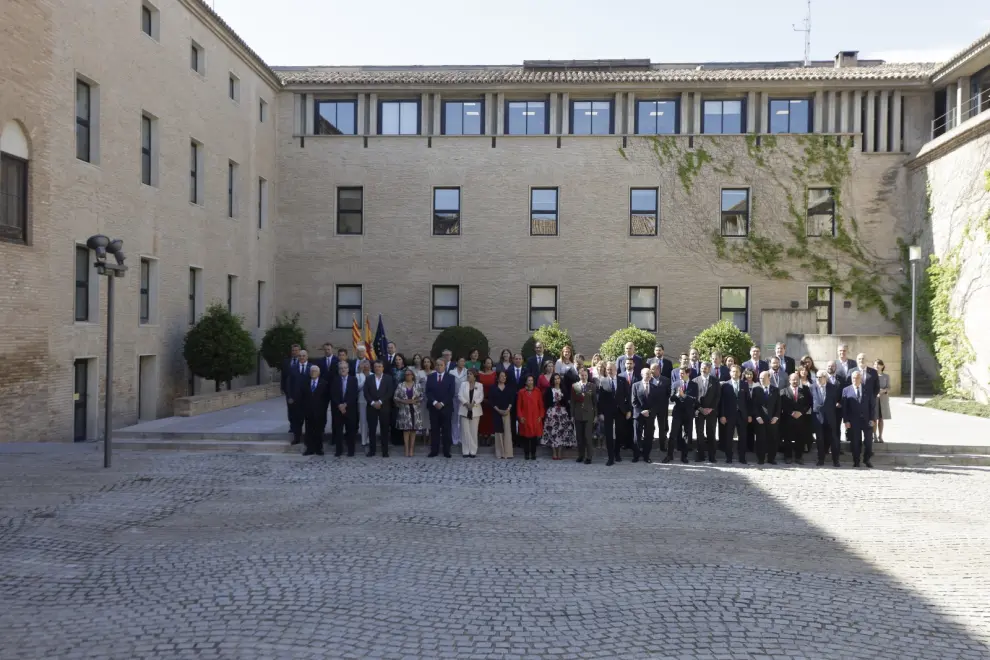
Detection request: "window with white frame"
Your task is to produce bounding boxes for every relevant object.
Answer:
[335,284,362,329]
[629,286,657,331]
[720,287,749,331]
[529,286,557,330]
[432,285,460,329]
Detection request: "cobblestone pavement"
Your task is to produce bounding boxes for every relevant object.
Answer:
[1,444,989,660]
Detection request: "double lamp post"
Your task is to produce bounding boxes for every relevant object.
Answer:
[86,234,127,468]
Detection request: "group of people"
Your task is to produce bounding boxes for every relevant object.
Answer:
[279,339,892,468]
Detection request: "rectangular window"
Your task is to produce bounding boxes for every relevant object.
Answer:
[809,286,834,334]
[141,2,159,40]
[76,80,92,162]
[257,280,266,328]
[720,287,749,332]
[506,101,547,135]
[141,5,153,35]
[258,177,268,229]
[75,245,90,322]
[335,284,362,329]
[442,100,484,135]
[0,153,28,243]
[315,100,357,135]
[141,114,153,185]
[769,98,812,134]
[807,187,835,237]
[139,258,151,323]
[630,187,659,236]
[570,100,613,135]
[378,100,419,135]
[259,98,268,123]
[629,286,657,331]
[529,286,557,330]
[188,268,199,324]
[720,188,750,237]
[189,141,201,204]
[636,100,678,135]
[190,40,204,74]
[530,187,558,236]
[702,99,744,134]
[432,285,460,329]
[228,73,240,102]
[336,187,363,235]
[227,160,237,217]
[227,275,236,313]
[433,187,461,235]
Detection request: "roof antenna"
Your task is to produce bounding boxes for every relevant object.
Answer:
[793,0,811,67]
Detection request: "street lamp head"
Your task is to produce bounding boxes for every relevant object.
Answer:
[908,245,922,262]
[108,239,126,267]
[86,234,110,260]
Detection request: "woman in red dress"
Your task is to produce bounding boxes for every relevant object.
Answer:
[516,375,545,460]
[477,357,497,443]
[536,360,554,394]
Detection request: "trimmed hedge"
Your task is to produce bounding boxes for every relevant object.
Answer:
[430,326,490,362]
[691,319,754,365]
[599,325,656,362]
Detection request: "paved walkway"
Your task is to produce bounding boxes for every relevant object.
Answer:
[0,443,988,659]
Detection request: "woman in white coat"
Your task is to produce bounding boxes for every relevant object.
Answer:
[458,369,485,458]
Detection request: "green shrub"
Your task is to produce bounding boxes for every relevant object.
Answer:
[599,325,656,362]
[924,395,990,418]
[521,321,573,361]
[691,319,754,365]
[184,303,257,391]
[430,326,490,362]
[260,313,306,371]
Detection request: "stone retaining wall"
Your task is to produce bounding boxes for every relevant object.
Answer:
[173,383,282,417]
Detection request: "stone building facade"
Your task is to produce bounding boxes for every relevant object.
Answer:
[1,0,987,441]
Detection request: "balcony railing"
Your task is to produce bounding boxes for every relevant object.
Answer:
[932,90,990,139]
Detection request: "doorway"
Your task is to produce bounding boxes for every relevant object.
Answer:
[73,359,88,442]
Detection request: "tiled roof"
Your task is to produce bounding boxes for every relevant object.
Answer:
[930,29,990,80]
[274,62,940,87]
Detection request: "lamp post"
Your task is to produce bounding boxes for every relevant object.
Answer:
[908,245,922,405]
[86,235,128,468]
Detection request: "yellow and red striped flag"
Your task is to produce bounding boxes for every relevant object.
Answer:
[351,316,361,354]
[364,314,377,361]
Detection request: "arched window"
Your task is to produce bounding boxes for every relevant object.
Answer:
[0,120,30,243]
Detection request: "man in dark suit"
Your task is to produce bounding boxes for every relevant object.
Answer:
[598,361,631,466]
[693,362,721,463]
[299,364,328,456]
[526,341,552,377]
[280,343,302,435]
[384,342,398,370]
[781,373,813,464]
[646,344,673,380]
[850,353,880,419]
[286,348,313,445]
[742,345,769,377]
[835,344,857,386]
[505,353,529,390]
[842,370,876,468]
[768,357,788,390]
[616,342,643,381]
[631,367,665,463]
[317,342,337,384]
[426,357,456,458]
[616,357,638,456]
[811,369,841,467]
[710,351,730,382]
[362,360,395,457]
[774,342,796,375]
[670,353,698,384]
[751,371,781,464]
[666,367,697,464]
[329,360,360,457]
[718,365,750,464]
[688,348,703,376]
[649,363,672,453]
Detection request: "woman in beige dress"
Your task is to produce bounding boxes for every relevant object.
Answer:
[458,369,484,457]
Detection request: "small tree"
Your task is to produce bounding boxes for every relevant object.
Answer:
[184,303,257,392]
[691,319,754,365]
[430,326,490,362]
[261,313,306,371]
[599,325,656,362]
[521,320,573,361]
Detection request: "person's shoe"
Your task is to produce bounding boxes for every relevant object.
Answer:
[707,458,716,464]
[315,450,325,456]
[695,455,705,463]
[816,459,825,466]
[584,458,591,465]
[614,456,622,463]
[768,459,778,465]
[853,460,861,468]
[366,451,375,457]
[444,453,452,458]
[644,457,653,464]
[833,461,841,467]
[632,457,640,463]
[784,458,793,465]
[794,458,804,465]
[291,438,302,446]
[681,455,689,464]
[757,459,765,465]
[606,459,615,466]
[576,457,584,463]
[382,453,389,458]
[725,458,733,464]
[661,457,672,464]
[335,452,343,458]
[427,452,438,458]
[738,459,748,465]
[864,460,873,468]
[302,450,314,456]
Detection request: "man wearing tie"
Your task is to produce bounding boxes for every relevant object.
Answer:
[281,343,301,435]
[363,360,395,457]
[842,370,876,468]
[426,357,456,458]
[774,342,796,375]
[742,345,769,377]
[616,342,643,381]
[287,349,312,445]
[650,363,672,453]
[631,367,663,463]
[710,350,730,382]
[812,369,841,467]
[385,342,398,370]
[850,353,880,417]
[689,347,702,375]
[598,361,631,466]
[646,344,673,380]
[617,358,638,459]
[526,341,551,376]
[693,361,721,463]
[300,364,327,456]
[507,354,529,388]
[768,357,788,390]
[670,353,697,384]
[329,360,360,457]
[752,370,781,464]
[781,372,812,465]
[666,367,697,464]
[318,342,337,384]
[718,365,750,464]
